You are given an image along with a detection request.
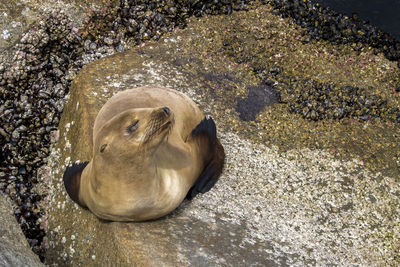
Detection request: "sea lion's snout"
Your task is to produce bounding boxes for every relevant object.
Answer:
[140,107,174,144]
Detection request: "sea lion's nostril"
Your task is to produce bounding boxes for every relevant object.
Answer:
[162,107,170,115]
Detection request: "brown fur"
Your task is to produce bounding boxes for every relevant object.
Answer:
[63,86,224,221]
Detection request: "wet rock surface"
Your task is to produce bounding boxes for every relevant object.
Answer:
[236,81,280,121]
[0,194,43,266]
[44,6,399,265]
[213,4,400,178]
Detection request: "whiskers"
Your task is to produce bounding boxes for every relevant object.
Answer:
[165,117,175,141]
[142,113,174,143]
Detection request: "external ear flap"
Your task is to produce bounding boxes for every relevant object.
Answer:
[63,161,89,208]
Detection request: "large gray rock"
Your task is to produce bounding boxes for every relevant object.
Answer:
[43,41,279,267]
[42,5,400,266]
[0,194,44,267]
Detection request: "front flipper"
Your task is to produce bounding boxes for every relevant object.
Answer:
[63,161,89,208]
[186,116,225,200]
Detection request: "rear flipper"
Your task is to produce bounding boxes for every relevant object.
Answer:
[186,116,225,200]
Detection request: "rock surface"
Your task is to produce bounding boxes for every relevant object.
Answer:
[43,6,400,267]
[0,0,108,51]
[0,194,44,266]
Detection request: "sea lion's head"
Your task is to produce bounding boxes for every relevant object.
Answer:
[94,106,173,160]
[63,106,173,208]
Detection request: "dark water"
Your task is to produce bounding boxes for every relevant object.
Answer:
[316,0,400,39]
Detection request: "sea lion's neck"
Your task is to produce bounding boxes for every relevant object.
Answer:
[84,158,157,208]
[153,137,191,168]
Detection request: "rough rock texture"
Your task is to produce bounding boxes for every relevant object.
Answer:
[43,11,400,266]
[0,0,108,51]
[0,194,44,266]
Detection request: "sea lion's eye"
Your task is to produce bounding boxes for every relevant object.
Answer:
[100,144,107,153]
[126,120,139,135]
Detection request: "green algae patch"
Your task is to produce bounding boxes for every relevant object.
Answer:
[163,3,400,178]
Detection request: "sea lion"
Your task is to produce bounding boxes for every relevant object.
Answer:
[63,86,225,221]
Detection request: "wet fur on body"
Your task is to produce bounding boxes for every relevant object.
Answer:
[63,86,225,221]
